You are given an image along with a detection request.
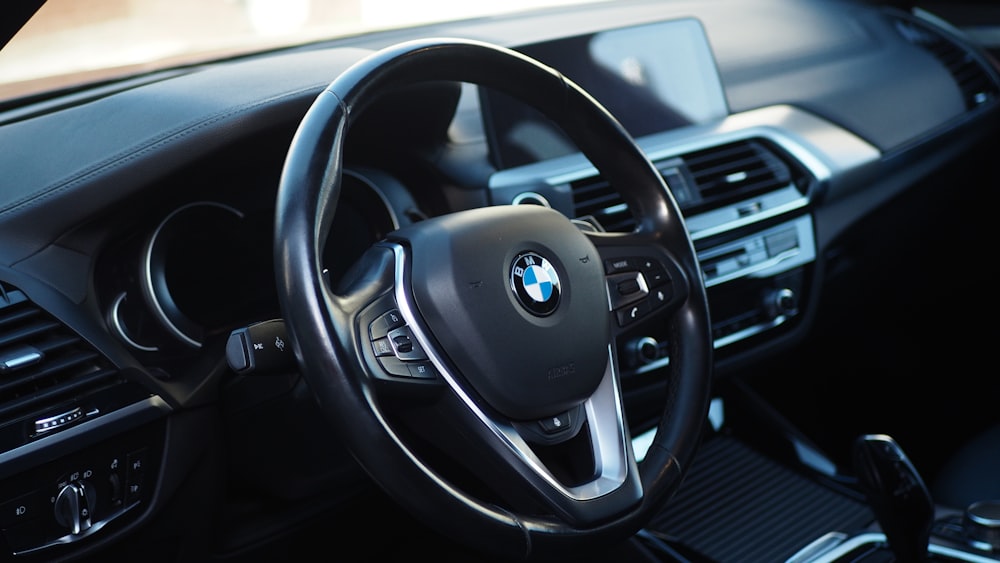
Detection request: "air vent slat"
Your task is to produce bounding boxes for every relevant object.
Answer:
[893,15,999,110]
[0,349,102,394]
[685,140,795,210]
[0,281,126,431]
[569,138,806,231]
[573,180,615,198]
[0,306,39,329]
[0,319,62,348]
[34,333,83,355]
[576,192,623,210]
[0,368,119,422]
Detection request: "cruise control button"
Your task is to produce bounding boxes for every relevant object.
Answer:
[607,271,649,309]
[392,334,414,354]
[369,309,405,340]
[406,362,437,379]
[387,327,426,360]
[617,278,640,296]
[372,338,394,357]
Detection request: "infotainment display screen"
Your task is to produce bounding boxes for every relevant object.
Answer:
[481,18,729,169]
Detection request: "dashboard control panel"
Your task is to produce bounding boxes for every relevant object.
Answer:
[0,422,161,556]
[489,126,823,378]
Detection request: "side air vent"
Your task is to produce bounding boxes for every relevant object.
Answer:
[570,138,805,232]
[893,15,999,110]
[0,282,123,431]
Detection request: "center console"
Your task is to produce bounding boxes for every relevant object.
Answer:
[632,389,1000,563]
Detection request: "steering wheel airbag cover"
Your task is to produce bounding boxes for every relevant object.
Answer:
[390,204,610,421]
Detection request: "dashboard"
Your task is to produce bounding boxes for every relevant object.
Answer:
[0,0,998,561]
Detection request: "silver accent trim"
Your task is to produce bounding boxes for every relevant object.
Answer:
[686,188,807,242]
[632,354,670,376]
[511,191,552,207]
[388,243,633,501]
[142,201,244,348]
[109,292,159,352]
[714,314,789,349]
[786,532,850,563]
[0,345,43,372]
[698,216,815,288]
[787,532,1000,563]
[34,407,87,435]
[0,396,170,474]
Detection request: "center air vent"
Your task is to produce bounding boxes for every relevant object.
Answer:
[570,138,806,232]
[0,281,124,438]
[893,14,999,110]
[683,139,797,213]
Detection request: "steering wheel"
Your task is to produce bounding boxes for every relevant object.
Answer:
[274,38,713,560]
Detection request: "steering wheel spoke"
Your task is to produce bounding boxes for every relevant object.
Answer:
[403,322,642,527]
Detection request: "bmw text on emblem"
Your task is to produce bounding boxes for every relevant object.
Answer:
[510,252,561,316]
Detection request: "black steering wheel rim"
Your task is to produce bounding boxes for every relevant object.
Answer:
[274,38,713,560]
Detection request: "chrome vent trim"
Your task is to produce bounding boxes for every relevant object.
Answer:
[569,138,805,233]
[0,282,122,425]
[569,175,636,233]
[894,14,999,110]
[683,139,796,212]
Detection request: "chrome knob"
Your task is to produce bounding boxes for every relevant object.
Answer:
[766,287,797,318]
[628,336,660,366]
[964,499,1000,551]
[54,480,96,535]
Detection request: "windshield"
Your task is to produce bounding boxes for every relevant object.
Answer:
[0,0,592,104]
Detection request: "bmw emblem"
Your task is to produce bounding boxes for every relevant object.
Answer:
[510,252,561,316]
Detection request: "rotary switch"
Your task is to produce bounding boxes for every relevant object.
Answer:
[53,480,97,535]
[627,336,661,367]
[765,287,798,318]
[964,499,1000,552]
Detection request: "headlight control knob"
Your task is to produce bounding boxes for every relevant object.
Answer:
[54,480,97,535]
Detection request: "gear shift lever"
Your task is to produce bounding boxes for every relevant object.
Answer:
[853,434,934,562]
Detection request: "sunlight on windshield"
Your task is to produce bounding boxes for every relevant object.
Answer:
[0,0,595,103]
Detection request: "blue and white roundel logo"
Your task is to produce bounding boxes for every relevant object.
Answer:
[510,252,561,316]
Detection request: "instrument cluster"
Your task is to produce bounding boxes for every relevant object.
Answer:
[97,167,409,374]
